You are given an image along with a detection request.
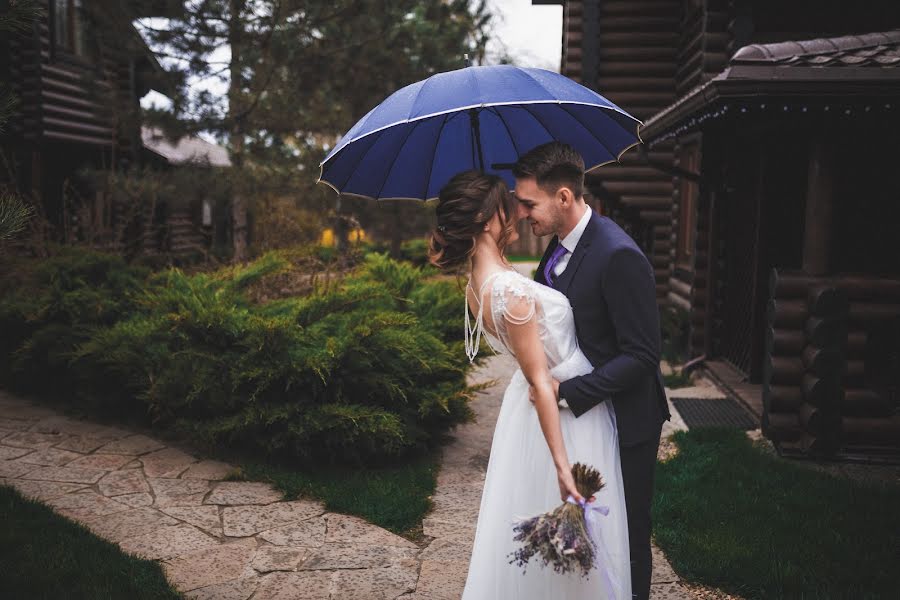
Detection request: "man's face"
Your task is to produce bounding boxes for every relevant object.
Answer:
[514,176,562,237]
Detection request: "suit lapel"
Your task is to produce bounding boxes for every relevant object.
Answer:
[534,235,559,285]
[553,211,600,296]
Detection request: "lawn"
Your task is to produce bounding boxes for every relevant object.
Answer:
[235,448,441,542]
[0,485,182,600]
[653,428,900,600]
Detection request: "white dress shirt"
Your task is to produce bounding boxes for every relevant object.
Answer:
[552,205,592,278]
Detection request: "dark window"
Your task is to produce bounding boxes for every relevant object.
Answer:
[53,0,85,56]
[677,142,700,266]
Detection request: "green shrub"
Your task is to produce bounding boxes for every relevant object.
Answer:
[2,247,473,466]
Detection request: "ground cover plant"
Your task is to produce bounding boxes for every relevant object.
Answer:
[653,428,900,599]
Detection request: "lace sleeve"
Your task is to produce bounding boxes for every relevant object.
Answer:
[490,272,539,354]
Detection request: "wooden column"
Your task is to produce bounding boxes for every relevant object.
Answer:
[802,140,835,276]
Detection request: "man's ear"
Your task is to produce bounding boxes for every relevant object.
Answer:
[558,186,575,207]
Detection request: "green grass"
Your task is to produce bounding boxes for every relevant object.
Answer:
[653,428,900,600]
[505,254,540,263]
[0,485,182,600]
[233,449,441,542]
[662,369,692,389]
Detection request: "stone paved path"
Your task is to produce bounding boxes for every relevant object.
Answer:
[1,353,705,600]
[0,390,420,600]
[414,353,694,600]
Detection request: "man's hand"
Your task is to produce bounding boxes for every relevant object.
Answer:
[529,378,561,405]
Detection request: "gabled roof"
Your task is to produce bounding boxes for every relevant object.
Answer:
[641,30,900,142]
[142,127,232,167]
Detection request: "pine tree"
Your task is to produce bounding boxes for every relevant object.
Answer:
[137,0,493,261]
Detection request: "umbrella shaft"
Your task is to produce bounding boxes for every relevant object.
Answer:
[468,108,485,172]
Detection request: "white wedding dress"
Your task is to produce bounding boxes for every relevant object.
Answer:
[461,269,631,600]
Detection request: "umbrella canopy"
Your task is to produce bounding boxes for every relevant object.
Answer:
[318,64,642,201]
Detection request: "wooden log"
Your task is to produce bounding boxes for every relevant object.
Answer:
[768,356,804,385]
[844,360,866,386]
[621,195,672,210]
[770,270,900,302]
[798,403,841,437]
[764,411,803,442]
[841,415,900,446]
[799,433,841,455]
[801,374,843,407]
[841,389,893,418]
[801,345,845,378]
[669,278,691,299]
[767,299,806,328]
[847,330,868,356]
[808,287,849,318]
[848,302,900,326]
[805,316,848,347]
[767,328,805,355]
[767,385,803,412]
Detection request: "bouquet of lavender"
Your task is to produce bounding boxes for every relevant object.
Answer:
[508,462,607,578]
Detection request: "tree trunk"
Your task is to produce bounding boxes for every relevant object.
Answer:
[229,0,248,262]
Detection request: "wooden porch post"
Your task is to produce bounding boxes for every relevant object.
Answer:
[802,140,835,276]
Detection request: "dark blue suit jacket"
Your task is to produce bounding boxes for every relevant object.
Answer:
[536,211,670,447]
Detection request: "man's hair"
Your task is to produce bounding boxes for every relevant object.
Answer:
[512,141,585,199]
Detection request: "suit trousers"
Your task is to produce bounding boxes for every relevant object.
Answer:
[619,422,662,600]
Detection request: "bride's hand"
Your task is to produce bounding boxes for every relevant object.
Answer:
[556,465,585,504]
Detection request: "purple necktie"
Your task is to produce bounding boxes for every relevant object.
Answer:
[543,243,569,285]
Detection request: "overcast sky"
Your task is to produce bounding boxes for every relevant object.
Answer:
[486,0,562,70]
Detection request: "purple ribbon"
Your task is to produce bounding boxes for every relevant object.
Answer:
[566,495,622,598]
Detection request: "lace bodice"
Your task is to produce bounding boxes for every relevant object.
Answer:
[466,269,579,370]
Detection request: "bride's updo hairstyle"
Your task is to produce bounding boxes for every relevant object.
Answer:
[428,170,518,272]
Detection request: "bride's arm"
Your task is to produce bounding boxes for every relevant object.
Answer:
[503,296,585,503]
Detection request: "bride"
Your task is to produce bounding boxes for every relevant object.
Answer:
[428,171,631,599]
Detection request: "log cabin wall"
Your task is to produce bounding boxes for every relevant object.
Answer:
[574,0,680,302]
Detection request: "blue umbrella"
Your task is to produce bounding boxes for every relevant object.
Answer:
[318,64,642,201]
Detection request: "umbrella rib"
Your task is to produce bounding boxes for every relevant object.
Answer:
[558,103,617,164]
[488,106,523,159]
[373,119,424,201]
[519,104,559,145]
[423,112,452,200]
[339,129,387,193]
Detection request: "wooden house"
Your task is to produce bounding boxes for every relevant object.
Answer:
[0,0,201,257]
[540,0,900,459]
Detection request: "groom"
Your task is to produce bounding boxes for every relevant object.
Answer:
[515,142,670,600]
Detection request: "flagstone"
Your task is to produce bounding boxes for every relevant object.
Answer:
[223,500,325,537]
[2,479,87,501]
[415,559,468,600]
[48,490,130,520]
[30,416,99,436]
[22,464,106,484]
[331,560,419,600]
[417,538,471,562]
[141,447,198,478]
[422,516,475,540]
[149,477,210,507]
[55,436,115,454]
[69,452,133,471]
[164,538,257,591]
[98,469,150,496]
[121,523,219,561]
[185,576,259,600]
[251,545,313,573]
[252,571,336,600]
[2,430,68,449]
[325,513,418,548]
[85,507,181,543]
[301,543,418,570]
[0,417,37,432]
[0,460,37,478]
[206,481,282,506]
[114,492,155,508]
[0,427,13,439]
[256,517,327,548]
[1,402,56,421]
[160,505,223,537]
[182,460,235,481]
[15,447,83,467]
[96,434,166,456]
[0,445,32,460]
